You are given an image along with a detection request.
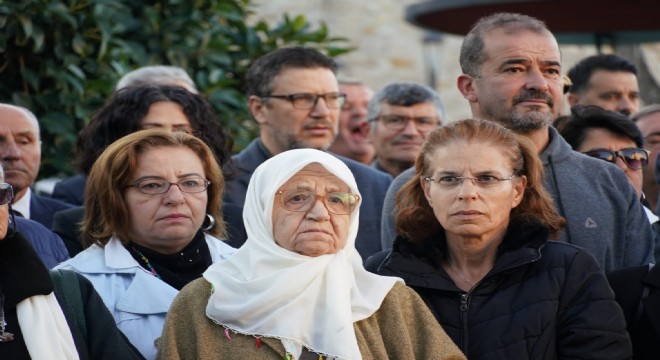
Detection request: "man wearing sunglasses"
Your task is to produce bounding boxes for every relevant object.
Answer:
[224,46,392,259]
[557,105,660,260]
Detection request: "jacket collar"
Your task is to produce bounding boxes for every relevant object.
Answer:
[540,126,573,165]
[380,220,548,291]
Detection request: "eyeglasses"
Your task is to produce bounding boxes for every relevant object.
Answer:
[370,115,440,132]
[263,92,347,109]
[128,177,210,195]
[0,183,14,205]
[424,174,516,189]
[583,148,650,170]
[276,189,360,215]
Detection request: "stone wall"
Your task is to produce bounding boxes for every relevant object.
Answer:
[249,0,660,121]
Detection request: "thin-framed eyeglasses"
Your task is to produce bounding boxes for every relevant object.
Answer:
[262,92,347,109]
[276,189,360,215]
[424,174,516,189]
[0,183,14,205]
[128,177,210,195]
[583,148,649,170]
[369,114,440,132]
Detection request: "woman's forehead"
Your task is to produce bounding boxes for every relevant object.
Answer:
[283,163,348,188]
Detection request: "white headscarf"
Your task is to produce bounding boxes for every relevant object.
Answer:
[204,149,401,360]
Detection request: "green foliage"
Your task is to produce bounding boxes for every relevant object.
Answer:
[0,0,351,178]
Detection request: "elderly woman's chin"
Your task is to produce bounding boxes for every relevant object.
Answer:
[281,234,342,257]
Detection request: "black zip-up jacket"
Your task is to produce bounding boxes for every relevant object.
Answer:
[368,220,632,360]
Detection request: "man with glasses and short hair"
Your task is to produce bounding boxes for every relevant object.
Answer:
[557,104,660,260]
[367,82,444,178]
[225,46,392,259]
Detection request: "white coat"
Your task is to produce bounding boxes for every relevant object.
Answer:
[56,234,235,360]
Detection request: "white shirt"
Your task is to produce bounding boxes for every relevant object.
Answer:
[12,187,31,219]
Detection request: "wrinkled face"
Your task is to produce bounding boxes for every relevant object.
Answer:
[0,106,41,201]
[370,102,440,168]
[461,29,563,133]
[421,142,525,249]
[124,146,208,254]
[571,70,639,116]
[140,101,193,133]
[330,83,374,160]
[271,163,351,257]
[577,128,643,198]
[635,112,660,194]
[251,67,340,155]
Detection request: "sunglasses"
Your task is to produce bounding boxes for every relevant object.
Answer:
[583,148,650,170]
[0,183,13,205]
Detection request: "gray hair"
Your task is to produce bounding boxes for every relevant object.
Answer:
[0,103,40,138]
[632,104,660,123]
[460,12,550,76]
[367,82,444,129]
[115,65,197,93]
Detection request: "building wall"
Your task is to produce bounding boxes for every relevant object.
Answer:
[249,0,660,121]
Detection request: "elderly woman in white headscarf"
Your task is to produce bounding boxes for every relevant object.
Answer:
[156,149,464,360]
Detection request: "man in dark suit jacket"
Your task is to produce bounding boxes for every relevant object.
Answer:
[51,173,86,206]
[224,46,391,259]
[608,265,660,359]
[0,104,74,229]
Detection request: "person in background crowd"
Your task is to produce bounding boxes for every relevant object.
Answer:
[0,104,73,229]
[51,85,243,257]
[328,80,375,165]
[368,82,444,178]
[368,119,631,359]
[115,65,198,94]
[632,104,660,213]
[556,104,659,260]
[56,130,235,359]
[157,149,465,360]
[0,163,144,360]
[224,46,391,259]
[567,53,640,116]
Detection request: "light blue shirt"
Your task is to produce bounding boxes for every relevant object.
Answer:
[56,234,235,359]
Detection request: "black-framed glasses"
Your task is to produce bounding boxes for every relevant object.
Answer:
[263,92,347,109]
[370,114,440,132]
[424,174,516,189]
[128,177,210,195]
[0,183,13,205]
[276,189,359,215]
[583,148,650,170]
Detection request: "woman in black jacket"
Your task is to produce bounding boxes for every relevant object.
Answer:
[0,168,143,360]
[369,119,631,359]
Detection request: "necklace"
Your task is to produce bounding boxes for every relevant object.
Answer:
[446,264,477,288]
[0,295,14,342]
[130,246,162,279]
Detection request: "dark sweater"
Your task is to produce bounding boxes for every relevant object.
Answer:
[0,228,144,360]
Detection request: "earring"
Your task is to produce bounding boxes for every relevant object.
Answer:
[202,214,215,231]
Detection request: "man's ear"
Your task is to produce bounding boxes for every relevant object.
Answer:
[457,74,478,103]
[248,95,267,125]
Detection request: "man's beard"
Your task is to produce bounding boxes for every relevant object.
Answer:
[494,90,555,134]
